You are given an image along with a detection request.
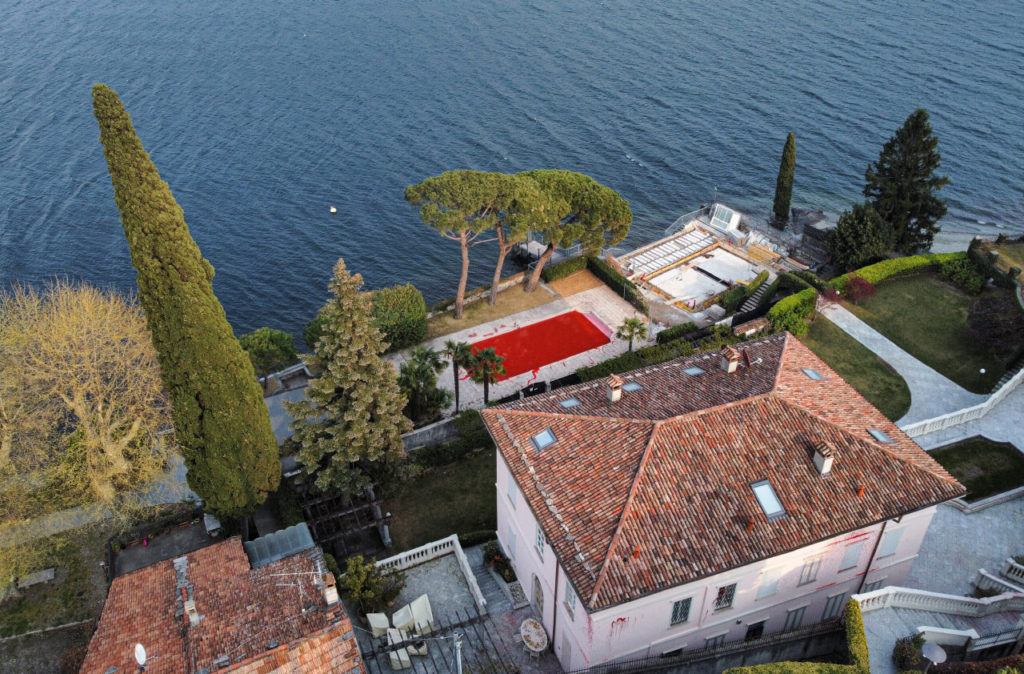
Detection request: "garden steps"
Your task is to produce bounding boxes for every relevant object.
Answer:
[739,283,769,312]
[466,546,529,611]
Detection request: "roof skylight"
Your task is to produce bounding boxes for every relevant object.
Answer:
[559,398,582,409]
[531,429,557,451]
[683,366,705,376]
[801,368,825,380]
[867,429,895,443]
[622,382,642,392]
[751,480,786,521]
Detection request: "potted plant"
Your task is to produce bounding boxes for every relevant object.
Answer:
[340,555,407,616]
[482,541,517,583]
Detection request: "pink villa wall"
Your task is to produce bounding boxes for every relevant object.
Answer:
[496,454,937,670]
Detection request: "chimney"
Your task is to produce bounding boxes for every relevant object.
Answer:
[812,440,835,476]
[184,599,201,627]
[324,573,340,606]
[720,346,740,373]
[607,374,623,403]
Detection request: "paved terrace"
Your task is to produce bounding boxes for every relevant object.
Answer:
[347,537,562,673]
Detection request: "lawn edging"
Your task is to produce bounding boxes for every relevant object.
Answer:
[948,484,1024,514]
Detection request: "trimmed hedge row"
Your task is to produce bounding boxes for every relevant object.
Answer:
[577,326,739,382]
[371,284,427,352]
[656,321,700,345]
[933,653,1024,673]
[717,271,771,313]
[587,256,649,315]
[724,600,869,674]
[766,287,817,337]
[541,255,588,282]
[758,271,811,309]
[833,252,964,286]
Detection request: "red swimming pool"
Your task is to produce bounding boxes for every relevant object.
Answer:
[471,311,612,379]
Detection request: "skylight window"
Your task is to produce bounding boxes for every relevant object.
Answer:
[801,368,825,380]
[558,398,582,409]
[683,366,705,376]
[867,429,895,443]
[622,382,642,392]
[531,429,557,451]
[751,480,786,521]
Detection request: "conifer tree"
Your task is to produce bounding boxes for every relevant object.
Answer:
[92,84,280,519]
[826,202,891,271]
[285,259,411,496]
[864,109,950,252]
[773,132,796,223]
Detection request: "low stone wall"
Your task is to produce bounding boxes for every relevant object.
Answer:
[426,272,527,318]
[402,418,458,451]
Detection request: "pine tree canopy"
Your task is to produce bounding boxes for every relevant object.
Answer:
[92,84,280,519]
[864,108,950,253]
[284,259,412,497]
[773,132,796,221]
[826,202,891,271]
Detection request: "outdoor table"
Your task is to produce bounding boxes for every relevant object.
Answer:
[520,617,548,654]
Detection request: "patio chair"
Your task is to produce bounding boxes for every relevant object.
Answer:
[392,603,415,632]
[367,612,390,639]
[387,628,412,669]
[409,594,435,635]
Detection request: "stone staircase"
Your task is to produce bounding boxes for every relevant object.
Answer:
[739,282,770,313]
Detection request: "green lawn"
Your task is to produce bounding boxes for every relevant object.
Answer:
[844,273,1006,393]
[801,316,911,421]
[386,448,497,552]
[928,436,1024,501]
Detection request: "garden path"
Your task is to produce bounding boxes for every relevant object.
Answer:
[818,304,987,426]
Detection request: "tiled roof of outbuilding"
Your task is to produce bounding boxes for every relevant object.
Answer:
[482,333,964,611]
[79,537,363,674]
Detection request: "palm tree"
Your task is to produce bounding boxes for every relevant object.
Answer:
[616,317,648,352]
[398,346,449,424]
[470,347,507,405]
[443,340,474,413]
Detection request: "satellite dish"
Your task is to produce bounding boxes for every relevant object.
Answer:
[135,643,147,666]
[922,641,947,664]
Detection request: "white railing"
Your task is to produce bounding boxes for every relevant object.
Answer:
[975,569,1024,595]
[663,208,709,237]
[901,366,1024,437]
[376,534,487,613]
[854,586,1024,617]
[1003,557,1024,584]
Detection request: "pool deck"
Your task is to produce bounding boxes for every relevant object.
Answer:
[393,281,648,411]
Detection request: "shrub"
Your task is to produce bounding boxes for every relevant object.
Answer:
[656,321,700,345]
[541,255,588,282]
[941,257,986,294]
[270,481,305,527]
[845,599,870,673]
[370,284,427,352]
[793,270,829,290]
[767,288,817,337]
[238,327,299,378]
[458,530,496,547]
[844,275,877,304]
[303,313,328,350]
[587,256,648,315]
[833,252,964,287]
[716,285,749,313]
[892,633,925,671]
[410,410,495,468]
[322,552,341,581]
[933,654,1024,673]
[578,326,742,382]
[341,555,406,614]
[968,238,1016,290]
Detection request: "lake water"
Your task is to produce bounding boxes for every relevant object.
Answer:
[2,0,1022,340]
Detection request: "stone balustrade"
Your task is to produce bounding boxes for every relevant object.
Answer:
[376,534,488,613]
[1002,557,1024,584]
[854,585,1024,617]
[901,367,1024,438]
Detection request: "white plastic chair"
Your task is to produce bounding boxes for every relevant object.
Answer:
[410,594,435,635]
[367,612,390,638]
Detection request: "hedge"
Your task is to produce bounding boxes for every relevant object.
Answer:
[541,255,588,282]
[766,287,818,337]
[933,653,1024,673]
[832,252,964,287]
[758,272,811,309]
[724,600,869,674]
[968,239,1017,290]
[578,326,739,382]
[587,256,649,315]
[717,271,771,313]
[656,321,700,345]
[792,269,829,291]
[371,284,427,352]
[458,530,496,547]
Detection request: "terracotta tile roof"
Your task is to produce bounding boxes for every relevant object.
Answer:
[80,537,364,674]
[482,333,964,611]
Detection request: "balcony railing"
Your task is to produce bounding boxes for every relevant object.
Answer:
[855,586,1024,617]
[375,534,488,613]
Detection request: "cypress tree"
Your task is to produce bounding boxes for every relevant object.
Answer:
[284,259,411,497]
[772,132,796,223]
[864,109,950,253]
[92,84,280,519]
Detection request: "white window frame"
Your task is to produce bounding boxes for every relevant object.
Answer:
[783,605,806,631]
[839,541,864,571]
[564,583,577,619]
[756,567,780,599]
[798,557,822,585]
[877,528,903,558]
[713,583,736,611]
[670,597,692,625]
[535,523,545,560]
[863,578,887,593]
[822,592,847,620]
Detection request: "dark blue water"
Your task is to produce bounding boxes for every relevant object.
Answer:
[2,0,1022,339]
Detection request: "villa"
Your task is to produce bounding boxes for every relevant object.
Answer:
[481,332,966,670]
